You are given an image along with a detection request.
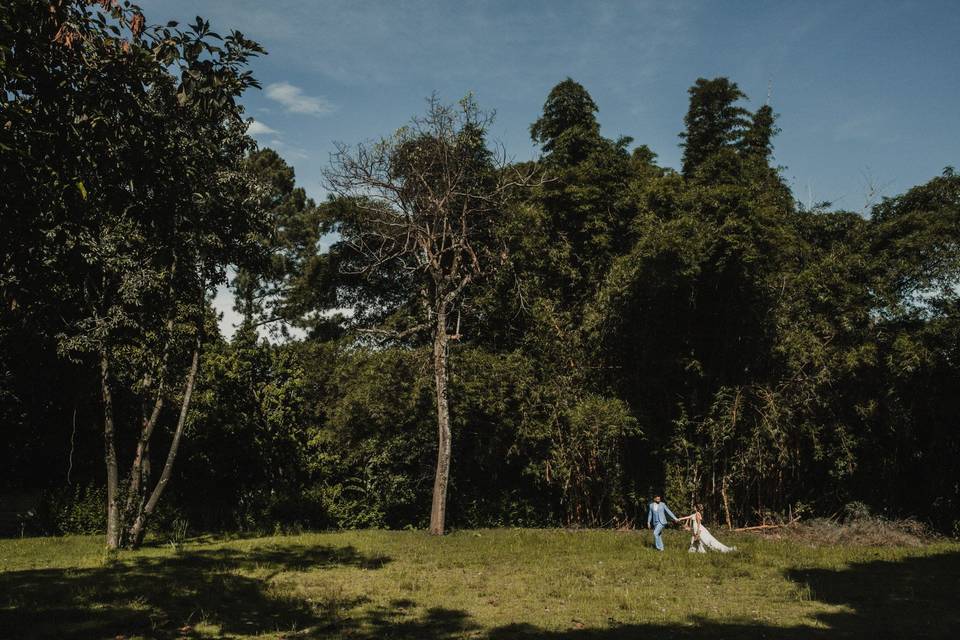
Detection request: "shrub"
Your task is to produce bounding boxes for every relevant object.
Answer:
[41,484,106,535]
[843,501,872,522]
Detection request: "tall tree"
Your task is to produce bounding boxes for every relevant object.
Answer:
[324,95,532,534]
[680,77,751,176]
[472,78,644,524]
[530,77,600,158]
[1,0,267,548]
[739,104,778,162]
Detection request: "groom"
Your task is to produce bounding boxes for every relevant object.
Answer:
[646,494,679,551]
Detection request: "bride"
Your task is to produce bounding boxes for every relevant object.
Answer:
[679,504,736,553]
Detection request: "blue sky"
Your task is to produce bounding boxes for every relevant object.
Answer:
[136,0,959,335]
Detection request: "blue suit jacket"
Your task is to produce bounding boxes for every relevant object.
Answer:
[647,502,678,527]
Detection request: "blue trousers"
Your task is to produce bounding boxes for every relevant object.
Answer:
[653,523,665,551]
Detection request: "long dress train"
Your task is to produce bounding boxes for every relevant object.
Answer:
[688,518,736,553]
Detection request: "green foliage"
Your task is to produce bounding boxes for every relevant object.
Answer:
[4,27,959,538]
[308,345,435,528]
[173,327,315,530]
[1,0,269,546]
[49,485,107,536]
[739,104,779,161]
[231,148,331,335]
[548,394,640,525]
[680,77,751,176]
[530,77,600,156]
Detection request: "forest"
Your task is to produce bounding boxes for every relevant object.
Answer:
[3,1,959,550]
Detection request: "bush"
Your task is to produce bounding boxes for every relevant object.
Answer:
[843,501,872,522]
[228,487,330,533]
[39,484,106,535]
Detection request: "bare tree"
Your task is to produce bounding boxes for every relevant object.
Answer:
[324,95,534,534]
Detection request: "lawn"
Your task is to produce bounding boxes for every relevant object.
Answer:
[1,528,958,639]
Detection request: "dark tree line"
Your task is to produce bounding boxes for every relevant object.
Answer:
[3,3,959,542]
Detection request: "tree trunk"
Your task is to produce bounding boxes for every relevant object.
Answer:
[127,342,200,548]
[120,390,163,547]
[721,477,733,530]
[100,351,120,550]
[429,308,452,535]
[122,269,177,546]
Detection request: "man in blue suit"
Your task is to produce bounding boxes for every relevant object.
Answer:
[647,494,679,551]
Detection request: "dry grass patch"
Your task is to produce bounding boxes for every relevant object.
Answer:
[756,516,938,547]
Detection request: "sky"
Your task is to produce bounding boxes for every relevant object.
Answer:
[136,0,960,338]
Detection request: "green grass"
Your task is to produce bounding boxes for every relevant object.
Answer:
[1,528,958,639]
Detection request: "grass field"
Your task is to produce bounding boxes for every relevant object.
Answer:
[1,528,958,639]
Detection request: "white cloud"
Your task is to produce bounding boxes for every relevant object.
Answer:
[267,138,309,161]
[245,120,309,160]
[246,118,278,136]
[265,81,334,116]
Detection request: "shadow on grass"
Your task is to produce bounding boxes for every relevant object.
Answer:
[0,544,389,639]
[787,549,960,637]
[320,548,960,640]
[482,549,960,640]
[2,545,958,639]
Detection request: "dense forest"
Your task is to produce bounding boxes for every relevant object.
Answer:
[3,2,959,548]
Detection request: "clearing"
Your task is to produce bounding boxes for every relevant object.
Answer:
[1,528,958,638]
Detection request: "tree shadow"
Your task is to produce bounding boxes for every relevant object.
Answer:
[305,604,478,640]
[484,549,960,640]
[787,548,960,637]
[3,546,958,639]
[0,544,390,639]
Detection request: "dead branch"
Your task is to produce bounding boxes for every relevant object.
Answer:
[734,515,801,532]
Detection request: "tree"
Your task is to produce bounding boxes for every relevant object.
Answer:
[324,95,532,534]
[232,148,297,326]
[530,77,600,159]
[680,77,751,176]
[1,0,267,548]
[739,104,778,162]
[528,78,637,301]
[860,168,960,524]
[230,148,336,339]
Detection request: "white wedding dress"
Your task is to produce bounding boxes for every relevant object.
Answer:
[688,516,736,553]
